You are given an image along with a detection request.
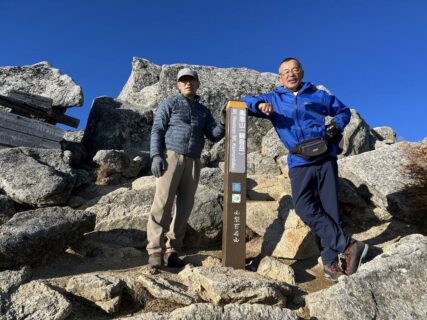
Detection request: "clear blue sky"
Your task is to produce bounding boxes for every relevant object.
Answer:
[1,0,426,141]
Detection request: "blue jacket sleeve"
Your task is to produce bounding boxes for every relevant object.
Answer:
[325,94,351,131]
[204,109,225,142]
[150,99,171,158]
[242,93,275,119]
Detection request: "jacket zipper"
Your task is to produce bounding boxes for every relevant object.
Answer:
[294,94,306,141]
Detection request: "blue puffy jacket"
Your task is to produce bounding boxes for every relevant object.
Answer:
[151,94,225,159]
[243,82,351,168]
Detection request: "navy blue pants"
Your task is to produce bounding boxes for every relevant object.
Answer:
[289,158,351,264]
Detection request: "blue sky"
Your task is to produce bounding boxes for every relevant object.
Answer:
[1,0,426,141]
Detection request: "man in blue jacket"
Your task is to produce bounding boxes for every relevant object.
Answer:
[243,58,368,281]
[148,68,225,268]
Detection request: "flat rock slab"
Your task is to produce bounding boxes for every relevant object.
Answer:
[0,265,31,294]
[117,303,298,320]
[0,148,76,206]
[179,266,291,306]
[306,234,427,320]
[66,274,123,314]
[0,61,83,107]
[0,207,95,269]
[1,280,72,320]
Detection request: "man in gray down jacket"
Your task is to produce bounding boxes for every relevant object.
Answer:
[148,68,225,268]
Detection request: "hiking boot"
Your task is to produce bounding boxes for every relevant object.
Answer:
[164,252,186,268]
[343,241,369,275]
[148,252,162,268]
[324,262,346,282]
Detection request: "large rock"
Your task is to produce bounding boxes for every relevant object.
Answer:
[261,127,288,159]
[0,194,15,224]
[93,149,147,184]
[184,184,224,249]
[117,303,298,320]
[0,207,95,269]
[118,57,275,152]
[247,197,319,259]
[0,266,31,294]
[0,61,83,107]
[257,256,296,285]
[306,234,427,320]
[338,142,426,224]
[179,266,291,306]
[1,280,72,320]
[0,148,76,206]
[86,185,154,232]
[82,97,153,158]
[247,175,287,201]
[124,273,198,306]
[247,151,281,175]
[341,109,375,156]
[66,274,123,314]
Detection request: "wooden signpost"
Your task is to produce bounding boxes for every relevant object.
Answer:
[222,101,247,269]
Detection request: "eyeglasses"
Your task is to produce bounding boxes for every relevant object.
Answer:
[279,67,301,76]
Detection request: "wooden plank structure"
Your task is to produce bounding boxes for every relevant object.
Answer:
[0,90,79,149]
[0,91,80,128]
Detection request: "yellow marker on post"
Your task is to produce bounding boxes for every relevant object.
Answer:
[222,101,247,269]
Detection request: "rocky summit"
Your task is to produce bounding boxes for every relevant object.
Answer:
[0,58,426,320]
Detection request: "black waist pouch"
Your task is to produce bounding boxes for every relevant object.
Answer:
[290,136,328,160]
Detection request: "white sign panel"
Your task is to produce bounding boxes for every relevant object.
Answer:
[229,108,246,173]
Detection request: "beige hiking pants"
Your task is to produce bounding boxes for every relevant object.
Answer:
[146,150,201,255]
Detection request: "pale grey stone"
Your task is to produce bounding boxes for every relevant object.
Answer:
[338,142,426,224]
[115,303,298,320]
[93,149,144,181]
[86,185,154,233]
[179,266,291,306]
[223,303,299,320]
[257,256,296,285]
[63,130,84,142]
[341,109,374,156]
[1,280,72,320]
[247,197,319,259]
[0,61,83,107]
[306,234,427,320]
[0,265,31,294]
[372,126,397,143]
[199,167,224,193]
[0,207,95,269]
[66,274,123,314]
[247,151,281,175]
[127,274,198,306]
[261,127,288,159]
[0,148,76,206]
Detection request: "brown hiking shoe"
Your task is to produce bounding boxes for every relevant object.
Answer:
[324,262,346,282]
[164,252,186,268]
[148,252,162,268]
[343,241,369,275]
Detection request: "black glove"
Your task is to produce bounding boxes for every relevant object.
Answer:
[151,155,167,178]
[325,117,340,139]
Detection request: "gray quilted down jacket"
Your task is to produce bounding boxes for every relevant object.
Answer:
[150,94,225,159]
